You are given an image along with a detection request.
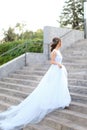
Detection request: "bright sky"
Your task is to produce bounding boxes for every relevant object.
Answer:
[0,0,65,39]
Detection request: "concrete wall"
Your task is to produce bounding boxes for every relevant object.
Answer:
[26,52,47,66]
[43,26,84,56]
[0,53,47,79]
[0,54,25,79]
[61,29,84,51]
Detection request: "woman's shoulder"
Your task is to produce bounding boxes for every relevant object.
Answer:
[51,49,62,56]
[52,49,60,54]
[50,50,56,57]
[51,49,57,55]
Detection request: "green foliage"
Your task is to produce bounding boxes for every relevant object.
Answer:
[3,23,43,42]
[0,40,24,55]
[4,27,18,42]
[0,40,43,66]
[21,31,33,40]
[59,0,84,30]
[0,23,43,65]
[26,42,43,53]
[33,29,43,39]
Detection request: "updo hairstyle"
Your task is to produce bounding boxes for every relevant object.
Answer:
[50,37,61,52]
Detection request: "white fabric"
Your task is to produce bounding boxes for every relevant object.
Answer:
[0,49,71,130]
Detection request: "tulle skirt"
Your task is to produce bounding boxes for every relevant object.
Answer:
[0,64,71,130]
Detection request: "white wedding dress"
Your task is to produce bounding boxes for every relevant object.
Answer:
[0,49,71,130]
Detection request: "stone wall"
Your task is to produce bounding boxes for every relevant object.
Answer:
[0,53,47,79]
[26,52,47,66]
[43,26,84,57]
[0,54,25,79]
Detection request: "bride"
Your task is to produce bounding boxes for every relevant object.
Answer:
[0,37,71,130]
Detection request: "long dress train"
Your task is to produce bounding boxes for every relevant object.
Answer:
[0,49,71,130]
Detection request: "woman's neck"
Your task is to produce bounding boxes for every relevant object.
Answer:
[55,47,60,50]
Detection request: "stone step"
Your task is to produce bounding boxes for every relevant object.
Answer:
[69,85,87,95]
[69,72,87,80]
[0,79,87,106]
[69,78,87,86]
[63,59,87,63]
[64,64,87,70]
[70,101,87,115]
[23,64,87,74]
[63,48,87,54]
[26,62,87,68]
[2,78,87,97]
[0,81,33,92]
[64,62,87,66]
[10,71,87,82]
[0,100,87,124]
[51,109,87,127]
[64,52,87,58]
[25,63,87,70]
[11,68,87,81]
[64,55,87,59]
[1,80,86,99]
[13,64,87,79]
[10,67,87,80]
[22,66,49,72]
[0,93,21,105]
[0,102,11,112]
[22,66,48,72]
[24,124,56,130]
[66,49,87,54]
[64,58,87,63]
[9,73,42,81]
[23,66,87,72]
[22,64,87,75]
[1,78,39,86]
[41,115,87,130]
[65,65,87,70]
[68,69,87,74]
[0,98,87,126]
[1,88,87,109]
[71,92,87,104]
[0,86,28,99]
[0,88,87,128]
[63,47,87,54]
[15,69,46,76]
[9,72,87,82]
[64,61,87,65]
[64,49,87,54]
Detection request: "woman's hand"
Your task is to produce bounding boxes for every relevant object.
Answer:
[57,63,62,68]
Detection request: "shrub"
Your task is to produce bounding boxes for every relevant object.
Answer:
[0,40,43,65]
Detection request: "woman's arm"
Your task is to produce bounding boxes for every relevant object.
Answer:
[50,51,62,68]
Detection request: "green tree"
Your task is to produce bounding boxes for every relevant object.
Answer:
[2,22,43,43]
[33,29,43,39]
[59,0,84,29]
[15,23,26,39]
[20,30,33,40]
[4,27,17,42]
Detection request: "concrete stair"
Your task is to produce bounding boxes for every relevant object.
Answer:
[0,39,87,130]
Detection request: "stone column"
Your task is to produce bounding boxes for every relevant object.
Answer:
[84,0,87,38]
[43,26,51,60]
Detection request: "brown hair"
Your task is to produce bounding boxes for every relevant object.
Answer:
[50,37,61,52]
